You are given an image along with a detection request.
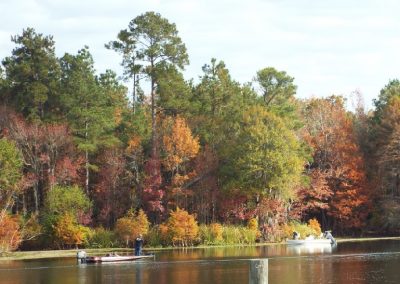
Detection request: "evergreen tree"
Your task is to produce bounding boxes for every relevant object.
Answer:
[1,28,61,121]
[60,47,119,193]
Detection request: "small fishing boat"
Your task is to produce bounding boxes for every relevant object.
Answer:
[286,239,332,246]
[77,251,154,264]
[286,231,337,246]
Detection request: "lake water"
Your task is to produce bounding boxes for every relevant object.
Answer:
[1,240,400,283]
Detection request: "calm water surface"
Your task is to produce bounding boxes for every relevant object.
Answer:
[1,240,400,284]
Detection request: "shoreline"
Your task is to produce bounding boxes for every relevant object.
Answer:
[1,236,399,261]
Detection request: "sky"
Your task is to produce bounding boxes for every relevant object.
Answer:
[1,0,400,110]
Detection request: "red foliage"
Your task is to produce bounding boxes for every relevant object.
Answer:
[301,97,371,231]
[142,157,164,215]
[93,149,129,227]
[218,192,250,222]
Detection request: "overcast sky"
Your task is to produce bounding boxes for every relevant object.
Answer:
[1,0,399,109]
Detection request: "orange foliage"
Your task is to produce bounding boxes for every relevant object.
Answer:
[301,97,371,231]
[210,223,223,242]
[0,213,21,254]
[166,208,199,246]
[114,209,150,247]
[126,136,142,154]
[308,218,322,236]
[53,213,84,248]
[163,116,200,172]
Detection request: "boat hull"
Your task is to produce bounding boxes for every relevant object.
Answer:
[286,239,332,246]
[84,255,154,263]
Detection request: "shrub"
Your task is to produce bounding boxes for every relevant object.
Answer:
[308,218,322,236]
[166,208,199,246]
[210,223,224,243]
[146,226,164,247]
[0,213,21,254]
[86,227,118,248]
[114,209,150,247]
[239,227,257,244]
[222,226,242,245]
[247,218,261,240]
[53,213,87,248]
[282,221,318,240]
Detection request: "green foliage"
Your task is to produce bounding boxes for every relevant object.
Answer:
[85,227,118,248]
[0,138,23,212]
[255,67,296,110]
[199,223,224,245]
[1,28,61,121]
[373,79,400,123]
[146,225,164,248]
[222,225,257,245]
[60,47,119,154]
[224,106,305,200]
[45,185,91,218]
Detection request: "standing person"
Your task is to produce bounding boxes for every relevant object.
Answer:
[134,234,143,256]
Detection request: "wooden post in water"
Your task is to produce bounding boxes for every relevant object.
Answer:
[249,259,268,284]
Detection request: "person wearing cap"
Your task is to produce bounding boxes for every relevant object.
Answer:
[134,234,144,256]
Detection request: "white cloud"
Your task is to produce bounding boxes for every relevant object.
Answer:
[1,0,399,110]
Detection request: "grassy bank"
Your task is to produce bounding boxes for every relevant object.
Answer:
[2,237,400,261]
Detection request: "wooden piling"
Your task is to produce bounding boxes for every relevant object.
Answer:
[249,259,268,284]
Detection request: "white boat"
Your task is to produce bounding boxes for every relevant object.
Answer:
[84,254,154,263]
[286,239,333,246]
[77,251,154,264]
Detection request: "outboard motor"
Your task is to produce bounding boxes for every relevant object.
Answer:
[324,231,337,245]
[77,250,87,264]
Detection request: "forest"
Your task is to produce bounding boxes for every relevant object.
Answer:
[1,11,400,253]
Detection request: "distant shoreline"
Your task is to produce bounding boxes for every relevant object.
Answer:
[1,237,400,261]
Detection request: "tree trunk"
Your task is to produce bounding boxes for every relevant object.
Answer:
[33,181,39,214]
[85,120,89,195]
[85,150,89,195]
[151,75,156,159]
[133,75,136,114]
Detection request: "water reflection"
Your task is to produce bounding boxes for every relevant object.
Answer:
[1,240,400,283]
[286,244,334,255]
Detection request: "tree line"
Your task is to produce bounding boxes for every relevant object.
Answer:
[1,11,399,251]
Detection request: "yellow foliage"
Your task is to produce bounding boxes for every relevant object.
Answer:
[114,107,122,125]
[308,218,322,236]
[126,136,142,154]
[167,208,199,246]
[114,209,150,247]
[53,213,85,248]
[281,221,320,240]
[210,223,223,242]
[163,116,200,172]
[247,218,261,239]
[247,218,258,231]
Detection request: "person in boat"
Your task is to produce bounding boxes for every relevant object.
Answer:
[323,231,337,245]
[134,234,144,256]
[292,231,300,240]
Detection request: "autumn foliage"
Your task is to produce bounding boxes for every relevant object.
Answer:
[165,208,199,246]
[115,209,150,247]
[0,213,21,254]
[296,97,371,232]
[1,21,397,251]
[52,213,86,248]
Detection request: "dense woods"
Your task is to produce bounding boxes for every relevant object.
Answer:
[1,11,399,252]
